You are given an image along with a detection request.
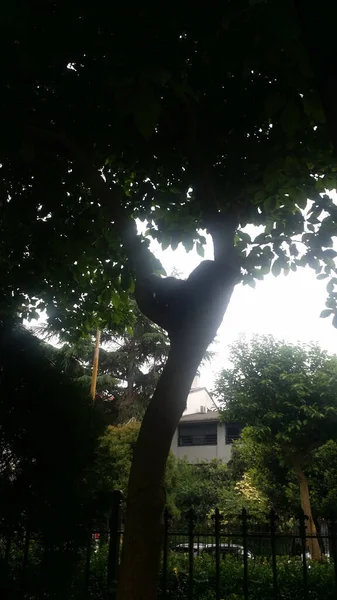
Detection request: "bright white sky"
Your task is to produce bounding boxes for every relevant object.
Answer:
[148,229,337,391]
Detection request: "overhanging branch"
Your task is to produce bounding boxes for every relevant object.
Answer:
[293,0,337,154]
[26,126,155,278]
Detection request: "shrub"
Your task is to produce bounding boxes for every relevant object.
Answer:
[158,554,335,600]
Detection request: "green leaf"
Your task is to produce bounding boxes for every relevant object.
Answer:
[196,241,204,257]
[260,264,271,276]
[271,258,282,277]
[296,189,308,210]
[323,249,337,259]
[308,255,321,271]
[265,221,274,235]
[320,309,333,319]
[161,235,170,251]
[317,273,329,280]
[182,238,194,253]
[111,292,121,309]
[254,232,268,244]
[237,230,252,244]
[333,313,337,328]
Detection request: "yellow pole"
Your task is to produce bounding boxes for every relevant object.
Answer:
[91,328,101,400]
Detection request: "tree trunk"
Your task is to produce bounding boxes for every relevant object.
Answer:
[91,328,101,400]
[293,461,322,561]
[116,277,236,600]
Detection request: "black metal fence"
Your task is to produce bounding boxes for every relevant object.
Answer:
[1,490,337,600]
[160,507,337,600]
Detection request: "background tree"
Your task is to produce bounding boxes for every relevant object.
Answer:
[0,321,104,596]
[170,459,232,523]
[170,458,268,524]
[92,421,179,519]
[2,3,337,597]
[230,429,299,519]
[41,305,170,423]
[309,441,337,518]
[214,335,337,560]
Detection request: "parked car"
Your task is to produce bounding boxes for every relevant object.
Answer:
[171,542,205,556]
[203,543,254,559]
[171,542,254,559]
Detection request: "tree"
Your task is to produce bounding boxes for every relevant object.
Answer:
[41,305,170,423]
[2,3,337,597]
[230,428,300,519]
[214,335,337,560]
[0,321,103,546]
[308,440,337,519]
[171,458,268,524]
[170,459,232,523]
[93,421,179,518]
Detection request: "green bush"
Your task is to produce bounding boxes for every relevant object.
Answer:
[158,554,336,600]
[2,541,335,599]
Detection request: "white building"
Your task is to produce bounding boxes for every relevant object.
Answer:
[183,372,216,416]
[170,372,241,464]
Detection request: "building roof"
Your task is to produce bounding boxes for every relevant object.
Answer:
[179,410,220,423]
[189,386,211,394]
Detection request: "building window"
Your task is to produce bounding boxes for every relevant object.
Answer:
[225,423,241,445]
[178,423,217,446]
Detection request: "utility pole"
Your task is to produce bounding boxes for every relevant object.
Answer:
[91,328,101,400]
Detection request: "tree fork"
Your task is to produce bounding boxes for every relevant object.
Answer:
[117,267,237,600]
[26,124,241,599]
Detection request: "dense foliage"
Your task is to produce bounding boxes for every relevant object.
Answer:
[215,335,337,477]
[169,459,268,524]
[0,322,104,546]
[1,1,337,334]
[4,2,337,597]
[42,305,170,423]
[214,335,337,559]
[159,554,335,600]
[3,547,334,600]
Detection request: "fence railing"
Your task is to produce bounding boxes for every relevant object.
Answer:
[1,490,337,600]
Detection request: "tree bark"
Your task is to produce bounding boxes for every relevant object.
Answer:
[116,276,236,600]
[91,328,101,400]
[293,461,322,561]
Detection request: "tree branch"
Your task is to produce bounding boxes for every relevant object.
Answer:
[293,1,337,154]
[26,126,239,336]
[26,126,155,278]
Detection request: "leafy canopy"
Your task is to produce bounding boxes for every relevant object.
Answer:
[94,421,178,516]
[215,335,337,463]
[1,2,337,335]
[0,322,103,543]
[42,304,170,422]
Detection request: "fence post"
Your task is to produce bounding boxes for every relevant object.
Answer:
[241,508,249,600]
[212,507,223,600]
[298,509,309,600]
[330,515,337,596]
[188,508,195,600]
[162,508,170,600]
[269,509,278,600]
[20,528,30,598]
[107,489,123,600]
[84,521,92,598]
[5,533,11,566]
